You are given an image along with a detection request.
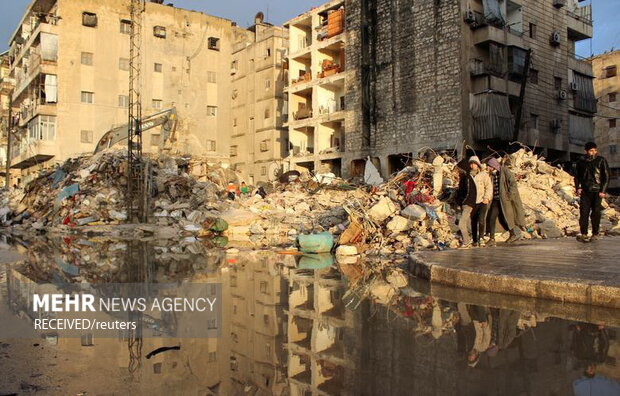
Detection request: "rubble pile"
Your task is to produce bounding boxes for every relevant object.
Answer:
[3,149,235,233]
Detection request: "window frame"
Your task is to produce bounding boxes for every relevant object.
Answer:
[81,91,94,104]
[81,52,93,66]
[120,19,131,34]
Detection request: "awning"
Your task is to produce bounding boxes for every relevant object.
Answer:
[472,93,513,141]
[568,114,594,145]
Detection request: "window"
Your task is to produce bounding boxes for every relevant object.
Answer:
[28,115,56,141]
[151,134,161,146]
[233,118,237,127]
[207,71,217,83]
[266,48,271,57]
[610,145,617,154]
[207,106,217,117]
[554,77,562,90]
[207,140,216,151]
[611,119,617,128]
[81,52,93,65]
[208,352,217,362]
[260,139,269,152]
[231,60,238,74]
[264,108,271,119]
[118,95,129,108]
[80,130,93,143]
[265,79,271,90]
[120,19,131,34]
[119,58,130,71]
[530,113,539,129]
[263,314,269,325]
[529,23,537,39]
[260,281,268,294]
[82,12,97,27]
[261,166,266,176]
[154,63,163,73]
[610,92,617,103]
[153,26,166,38]
[605,66,617,79]
[152,99,162,109]
[529,69,539,84]
[230,145,238,157]
[208,37,220,51]
[81,91,94,104]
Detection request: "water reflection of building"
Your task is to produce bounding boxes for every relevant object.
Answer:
[286,262,360,396]
[227,251,289,394]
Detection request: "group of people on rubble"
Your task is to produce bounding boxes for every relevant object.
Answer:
[456,141,609,248]
[456,153,525,248]
[226,181,267,201]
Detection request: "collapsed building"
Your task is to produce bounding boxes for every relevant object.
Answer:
[285,0,597,179]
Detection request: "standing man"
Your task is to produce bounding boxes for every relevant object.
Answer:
[457,156,492,248]
[486,157,526,244]
[575,142,610,242]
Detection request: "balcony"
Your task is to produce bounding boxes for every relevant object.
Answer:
[10,138,55,169]
[567,5,592,41]
[473,24,525,48]
[0,77,15,95]
[471,74,521,97]
[568,56,594,78]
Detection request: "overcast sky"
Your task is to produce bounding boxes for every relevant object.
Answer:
[1,0,618,57]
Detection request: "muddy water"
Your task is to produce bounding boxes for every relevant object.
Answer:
[0,236,619,395]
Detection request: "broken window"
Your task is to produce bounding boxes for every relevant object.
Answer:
[230,145,238,156]
[611,119,617,128]
[530,113,539,129]
[118,95,129,108]
[154,63,163,73]
[152,99,162,109]
[119,58,130,71]
[80,130,93,143]
[81,52,93,65]
[554,77,563,90]
[610,145,617,154]
[207,106,217,117]
[82,12,97,28]
[610,92,617,103]
[153,26,166,38]
[120,19,131,34]
[81,91,94,104]
[529,23,537,39]
[605,65,617,79]
[529,69,539,84]
[208,37,220,51]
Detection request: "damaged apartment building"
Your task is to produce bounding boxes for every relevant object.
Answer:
[229,14,289,184]
[285,0,597,178]
[6,0,243,186]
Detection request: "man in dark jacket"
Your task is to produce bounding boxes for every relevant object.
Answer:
[575,142,610,242]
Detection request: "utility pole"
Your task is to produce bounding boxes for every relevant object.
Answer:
[127,0,146,223]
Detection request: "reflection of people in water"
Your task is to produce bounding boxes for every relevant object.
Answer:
[573,362,620,396]
[571,322,610,364]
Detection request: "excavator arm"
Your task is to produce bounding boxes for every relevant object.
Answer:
[94,107,178,154]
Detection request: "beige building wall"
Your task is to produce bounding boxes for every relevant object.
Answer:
[590,50,620,190]
[230,19,288,184]
[0,53,13,186]
[8,0,241,186]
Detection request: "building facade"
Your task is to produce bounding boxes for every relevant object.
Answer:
[285,0,597,178]
[7,0,243,186]
[0,52,14,187]
[590,50,620,191]
[229,15,289,184]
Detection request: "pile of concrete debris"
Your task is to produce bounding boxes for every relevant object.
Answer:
[3,149,237,235]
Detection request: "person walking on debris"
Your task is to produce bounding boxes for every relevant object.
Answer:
[575,142,610,242]
[485,157,526,244]
[457,156,492,248]
[240,182,250,198]
[226,182,239,200]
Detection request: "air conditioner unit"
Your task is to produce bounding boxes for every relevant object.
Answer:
[550,32,561,46]
[569,81,578,91]
[553,0,566,8]
[558,90,568,100]
[464,10,476,24]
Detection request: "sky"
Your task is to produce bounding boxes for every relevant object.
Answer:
[0,0,618,56]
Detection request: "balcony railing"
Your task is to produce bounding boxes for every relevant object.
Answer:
[567,4,592,25]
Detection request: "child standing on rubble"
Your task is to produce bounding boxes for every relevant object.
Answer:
[457,156,492,248]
